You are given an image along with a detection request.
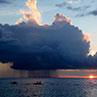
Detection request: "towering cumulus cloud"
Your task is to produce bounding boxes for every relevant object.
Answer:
[0,0,96,70]
[17,0,41,25]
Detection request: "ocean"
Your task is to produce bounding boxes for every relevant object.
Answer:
[0,78,97,97]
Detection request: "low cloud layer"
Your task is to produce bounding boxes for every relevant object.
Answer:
[0,0,97,70]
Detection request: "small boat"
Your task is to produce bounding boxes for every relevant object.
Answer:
[34,81,43,85]
[11,81,17,85]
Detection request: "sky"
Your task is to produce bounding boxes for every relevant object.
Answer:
[0,0,97,55]
[0,0,97,72]
[1,62,97,78]
[0,0,97,78]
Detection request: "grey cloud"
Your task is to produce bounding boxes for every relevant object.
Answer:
[56,2,90,12]
[89,10,97,16]
[56,2,67,8]
[76,9,97,17]
[76,13,86,17]
[67,6,90,11]
[0,0,10,4]
[56,0,96,18]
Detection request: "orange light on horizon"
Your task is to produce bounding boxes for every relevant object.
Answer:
[58,75,97,79]
[89,75,94,79]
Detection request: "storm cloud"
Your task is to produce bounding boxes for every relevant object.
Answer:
[0,0,97,70]
[0,13,95,70]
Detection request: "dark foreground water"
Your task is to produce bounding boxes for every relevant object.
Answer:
[0,78,97,97]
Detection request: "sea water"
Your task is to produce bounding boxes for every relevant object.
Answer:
[0,78,97,97]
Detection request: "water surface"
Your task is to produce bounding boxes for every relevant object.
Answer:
[0,78,97,97]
